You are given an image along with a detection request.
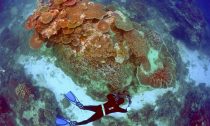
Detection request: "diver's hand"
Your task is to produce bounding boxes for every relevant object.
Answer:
[126,107,131,111]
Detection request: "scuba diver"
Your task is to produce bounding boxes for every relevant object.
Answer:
[56,91,132,126]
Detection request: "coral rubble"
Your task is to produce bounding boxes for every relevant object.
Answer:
[25,0,177,99]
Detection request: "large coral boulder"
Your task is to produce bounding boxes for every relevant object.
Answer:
[25,0,177,100]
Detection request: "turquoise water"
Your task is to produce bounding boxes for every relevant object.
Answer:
[0,0,210,126]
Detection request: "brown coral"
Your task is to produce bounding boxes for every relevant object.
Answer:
[25,12,41,30]
[65,3,86,28]
[84,35,116,63]
[97,20,110,33]
[62,28,74,34]
[124,30,148,57]
[84,2,106,20]
[63,0,77,6]
[38,10,59,24]
[138,67,172,88]
[39,12,54,24]
[29,32,43,49]
[15,84,33,101]
[124,30,150,71]
[53,0,65,5]
[57,19,69,28]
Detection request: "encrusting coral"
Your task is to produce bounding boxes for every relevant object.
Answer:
[29,32,43,49]
[25,0,177,99]
[15,83,33,101]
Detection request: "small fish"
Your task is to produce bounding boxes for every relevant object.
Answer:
[0,67,5,73]
[0,70,5,73]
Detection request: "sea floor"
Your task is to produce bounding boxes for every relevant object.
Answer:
[1,0,210,126]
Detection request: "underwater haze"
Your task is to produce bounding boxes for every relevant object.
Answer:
[0,0,210,126]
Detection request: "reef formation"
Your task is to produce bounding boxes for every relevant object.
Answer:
[25,0,176,99]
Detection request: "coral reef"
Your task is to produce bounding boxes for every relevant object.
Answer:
[177,83,210,126]
[20,87,58,126]
[25,0,177,100]
[93,116,131,126]
[1,78,58,126]
[155,91,181,125]
[128,104,156,126]
[126,91,180,126]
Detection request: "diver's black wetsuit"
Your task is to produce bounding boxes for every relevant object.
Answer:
[76,94,127,125]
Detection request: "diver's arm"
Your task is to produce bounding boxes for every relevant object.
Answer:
[118,107,128,113]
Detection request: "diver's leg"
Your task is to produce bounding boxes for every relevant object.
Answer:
[76,111,103,125]
[75,102,84,109]
[65,91,84,109]
[82,105,99,112]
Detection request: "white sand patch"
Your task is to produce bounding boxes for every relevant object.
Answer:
[17,55,175,125]
[177,42,210,85]
[130,87,174,110]
[148,47,160,72]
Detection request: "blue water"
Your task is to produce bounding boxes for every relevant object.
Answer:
[195,0,210,25]
[0,0,210,126]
